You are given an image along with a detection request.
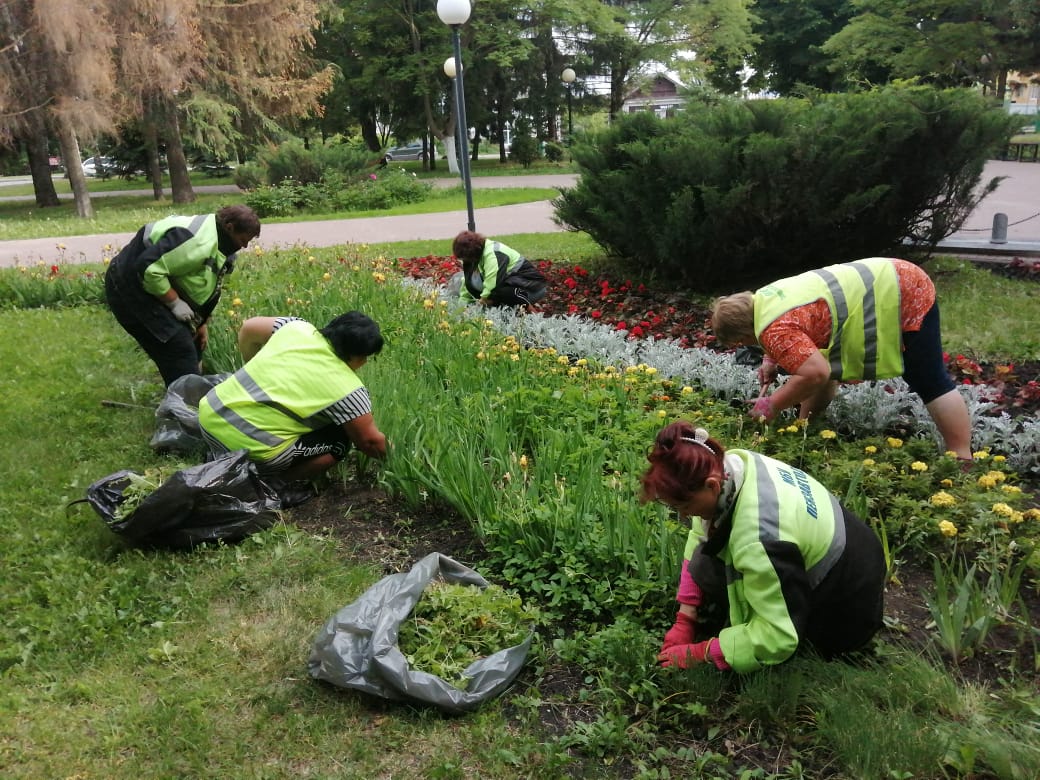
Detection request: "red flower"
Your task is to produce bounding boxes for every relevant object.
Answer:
[616,321,628,331]
[591,310,602,319]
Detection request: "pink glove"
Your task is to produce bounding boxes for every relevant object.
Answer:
[750,395,775,422]
[658,641,710,669]
[661,611,697,650]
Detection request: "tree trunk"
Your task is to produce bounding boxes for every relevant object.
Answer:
[54,118,93,219]
[143,110,164,200]
[361,116,380,151]
[23,125,60,207]
[161,98,195,204]
[443,134,460,176]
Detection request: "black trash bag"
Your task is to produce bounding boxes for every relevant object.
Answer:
[79,449,281,550]
[308,552,533,714]
[150,373,229,455]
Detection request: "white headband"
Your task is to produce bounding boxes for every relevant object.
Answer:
[680,428,714,453]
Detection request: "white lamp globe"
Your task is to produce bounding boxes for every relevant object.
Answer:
[562,67,576,84]
[437,0,471,25]
[443,56,457,78]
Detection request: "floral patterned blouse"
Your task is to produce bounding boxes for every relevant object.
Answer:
[759,259,935,374]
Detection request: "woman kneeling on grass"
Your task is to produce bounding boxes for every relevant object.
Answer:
[641,421,885,673]
[198,312,387,483]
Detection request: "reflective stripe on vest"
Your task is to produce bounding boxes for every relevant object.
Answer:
[144,214,208,246]
[740,452,845,588]
[753,258,903,381]
[200,322,364,460]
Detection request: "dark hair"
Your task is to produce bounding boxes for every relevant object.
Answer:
[640,421,726,505]
[217,204,261,239]
[452,230,486,269]
[320,311,384,362]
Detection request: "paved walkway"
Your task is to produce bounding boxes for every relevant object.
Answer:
[1,162,1037,267]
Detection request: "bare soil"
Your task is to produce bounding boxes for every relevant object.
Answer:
[287,474,1039,776]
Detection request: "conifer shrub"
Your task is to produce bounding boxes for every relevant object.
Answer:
[554,85,1019,291]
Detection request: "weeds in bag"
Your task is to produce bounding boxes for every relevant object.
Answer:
[398,582,539,689]
[114,463,192,520]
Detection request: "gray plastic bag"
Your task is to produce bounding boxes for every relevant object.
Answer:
[308,552,533,714]
[150,373,229,454]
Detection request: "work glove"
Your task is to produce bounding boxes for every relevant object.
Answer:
[757,357,779,388]
[749,395,775,422]
[165,297,194,323]
[661,611,697,651]
[658,641,711,669]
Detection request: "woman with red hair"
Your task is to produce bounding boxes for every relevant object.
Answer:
[642,420,885,673]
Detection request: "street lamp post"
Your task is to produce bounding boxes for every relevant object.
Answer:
[438,0,475,233]
[561,67,576,140]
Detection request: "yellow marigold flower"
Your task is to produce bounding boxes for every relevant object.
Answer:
[944,450,958,458]
[1001,485,1022,495]
[308,255,316,262]
[605,366,618,373]
[232,297,243,306]
[511,354,519,361]
[484,320,495,327]
[938,520,958,538]
[972,450,990,460]
[864,445,878,454]
[625,365,639,374]
[322,272,331,281]
[681,386,693,395]
[423,299,434,309]
[785,425,799,433]
[1023,508,1040,521]
[557,355,570,365]
[886,437,903,449]
[940,479,953,487]
[657,409,667,418]
[644,366,657,376]
[476,351,485,360]
[977,474,997,489]
[102,257,110,265]
[372,272,386,283]
[576,358,588,367]
[930,491,957,508]
[911,461,928,472]
[440,300,448,307]
[862,458,875,467]
[986,470,1006,484]
[567,367,579,376]
[991,502,1015,518]
[820,430,837,440]
[518,455,529,471]
[992,454,1006,463]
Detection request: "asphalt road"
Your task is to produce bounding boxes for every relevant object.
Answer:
[1,162,1037,268]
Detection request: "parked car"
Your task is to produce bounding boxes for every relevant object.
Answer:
[81,156,116,177]
[383,142,428,162]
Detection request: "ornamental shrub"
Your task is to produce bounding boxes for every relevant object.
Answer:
[256,138,375,186]
[554,84,1019,291]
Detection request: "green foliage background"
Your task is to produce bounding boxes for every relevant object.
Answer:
[555,84,1019,291]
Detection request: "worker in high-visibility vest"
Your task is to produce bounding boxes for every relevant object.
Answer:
[453,230,547,308]
[104,205,261,386]
[199,312,387,482]
[641,421,885,673]
[711,257,972,460]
